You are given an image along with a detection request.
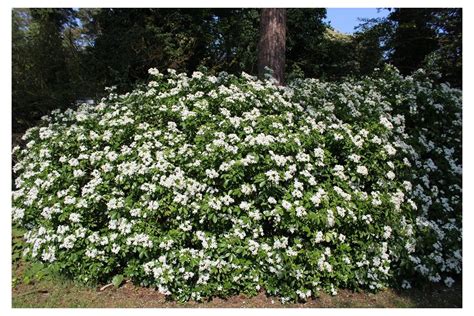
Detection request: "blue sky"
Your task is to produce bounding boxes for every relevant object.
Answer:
[324,8,390,34]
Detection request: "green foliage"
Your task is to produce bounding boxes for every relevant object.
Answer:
[112,274,124,288]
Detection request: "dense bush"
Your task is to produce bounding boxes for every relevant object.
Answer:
[12,66,461,302]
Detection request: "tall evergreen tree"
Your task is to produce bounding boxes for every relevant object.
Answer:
[258,9,287,85]
[387,8,439,75]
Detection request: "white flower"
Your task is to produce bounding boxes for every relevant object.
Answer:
[106,151,118,161]
[60,235,76,249]
[314,148,324,160]
[314,231,324,243]
[286,248,298,257]
[444,277,455,287]
[380,116,393,129]
[39,127,54,139]
[361,214,373,224]
[249,209,262,220]
[384,144,397,156]
[12,207,25,221]
[265,170,280,184]
[327,209,335,227]
[401,280,412,289]
[356,165,368,175]
[292,189,303,199]
[130,208,141,217]
[282,200,292,210]
[371,135,382,144]
[336,206,346,217]
[295,206,307,217]
[73,169,85,178]
[64,196,76,205]
[239,201,251,211]
[179,220,192,231]
[241,184,256,195]
[334,186,351,201]
[296,151,310,162]
[371,191,382,206]
[111,244,121,254]
[205,169,219,179]
[348,154,361,162]
[221,195,235,206]
[403,181,412,192]
[126,233,153,248]
[383,226,392,239]
[333,165,347,180]
[69,213,81,223]
[310,188,326,206]
[148,68,161,76]
[386,171,395,180]
[208,198,222,210]
[85,248,99,258]
[403,157,412,167]
[159,239,174,250]
[103,130,113,141]
[69,158,79,167]
[241,154,257,166]
[41,246,56,262]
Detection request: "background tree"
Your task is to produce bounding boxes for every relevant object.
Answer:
[357,8,462,87]
[12,8,78,132]
[314,28,359,80]
[285,8,326,79]
[387,8,439,75]
[81,9,217,93]
[424,9,462,87]
[207,9,260,74]
[258,9,287,85]
[353,16,389,75]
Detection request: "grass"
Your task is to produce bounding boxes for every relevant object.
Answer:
[11,260,462,308]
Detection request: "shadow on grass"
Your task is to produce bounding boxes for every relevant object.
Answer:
[392,278,462,308]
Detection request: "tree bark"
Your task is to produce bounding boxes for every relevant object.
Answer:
[258,8,286,85]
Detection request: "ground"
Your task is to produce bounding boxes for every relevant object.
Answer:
[11,261,462,308]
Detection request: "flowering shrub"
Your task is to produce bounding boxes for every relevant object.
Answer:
[12,66,461,302]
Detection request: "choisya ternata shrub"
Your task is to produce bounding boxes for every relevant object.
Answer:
[12,66,461,302]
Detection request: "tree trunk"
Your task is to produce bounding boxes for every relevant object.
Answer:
[258,8,286,85]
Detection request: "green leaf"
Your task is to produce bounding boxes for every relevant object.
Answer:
[112,274,124,288]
